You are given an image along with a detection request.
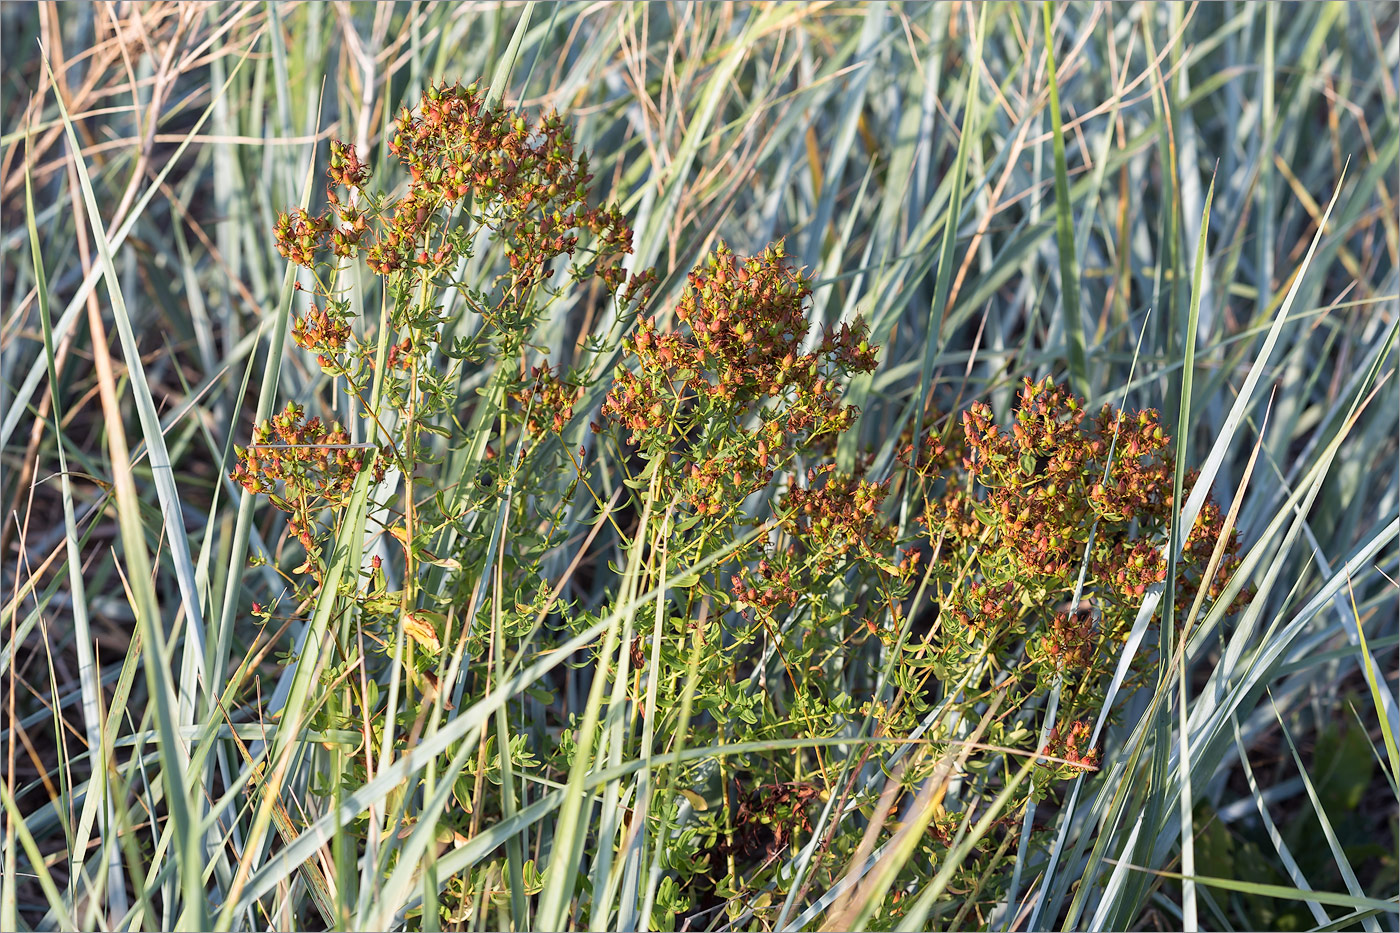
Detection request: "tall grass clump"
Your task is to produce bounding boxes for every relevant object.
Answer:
[2,3,1396,931]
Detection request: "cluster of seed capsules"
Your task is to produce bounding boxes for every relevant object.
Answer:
[728,473,916,612]
[1042,719,1100,771]
[230,402,383,568]
[779,469,898,572]
[945,580,1021,635]
[289,305,353,373]
[380,81,632,287]
[923,376,1244,607]
[601,242,878,516]
[510,365,586,438]
[274,83,636,285]
[273,82,656,386]
[1031,608,1097,682]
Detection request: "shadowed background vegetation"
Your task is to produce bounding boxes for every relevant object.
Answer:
[1,2,1396,930]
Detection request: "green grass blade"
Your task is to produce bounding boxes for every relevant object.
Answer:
[1042,2,1090,400]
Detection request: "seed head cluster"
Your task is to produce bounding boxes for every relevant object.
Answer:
[923,376,1244,631]
[275,82,636,290]
[230,401,382,578]
[601,242,876,516]
[1043,719,1099,771]
[511,365,585,438]
[380,82,633,288]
